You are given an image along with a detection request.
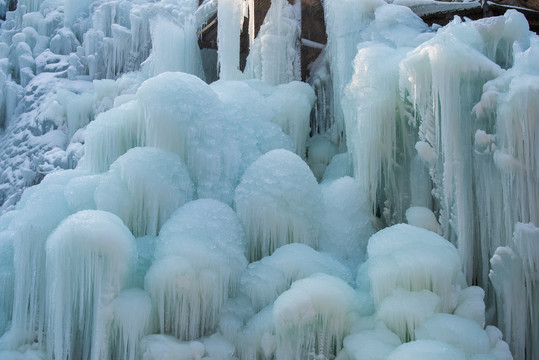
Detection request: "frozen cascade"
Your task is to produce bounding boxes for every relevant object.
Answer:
[0,0,537,359]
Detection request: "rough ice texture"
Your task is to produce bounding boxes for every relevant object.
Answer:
[146,199,248,341]
[239,243,353,312]
[95,147,195,237]
[45,210,136,360]
[490,223,539,360]
[81,101,142,174]
[273,274,361,360]
[234,149,323,261]
[217,0,243,80]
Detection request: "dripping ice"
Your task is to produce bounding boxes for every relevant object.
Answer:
[0,0,537,359]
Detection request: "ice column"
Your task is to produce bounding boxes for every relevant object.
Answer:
[490,223,539,360]
[322,0,385,144]
[217,0,243,80]
[400,22,503,282]
[244,0,301,85]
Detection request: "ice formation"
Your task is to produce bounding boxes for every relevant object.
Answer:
[94,147,195,237]
[273,274,361,360]
[146,199,248,341]
[45,210,136,360]
[234,149,323,261]
[0,0,537,359]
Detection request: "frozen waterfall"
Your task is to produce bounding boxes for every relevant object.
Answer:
[0,0,537,359]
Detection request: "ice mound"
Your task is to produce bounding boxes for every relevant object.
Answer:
[367,224,464,312]
[234,149,323,261]
[145,199,248,341]
[140,335,205,360]
[45,210,136,360]
[239,243,353,312]
[306,135,339,180]
[340,326,402,360]
[95,147,195,237]
[82,102,141,174]
[273,274,361,360]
